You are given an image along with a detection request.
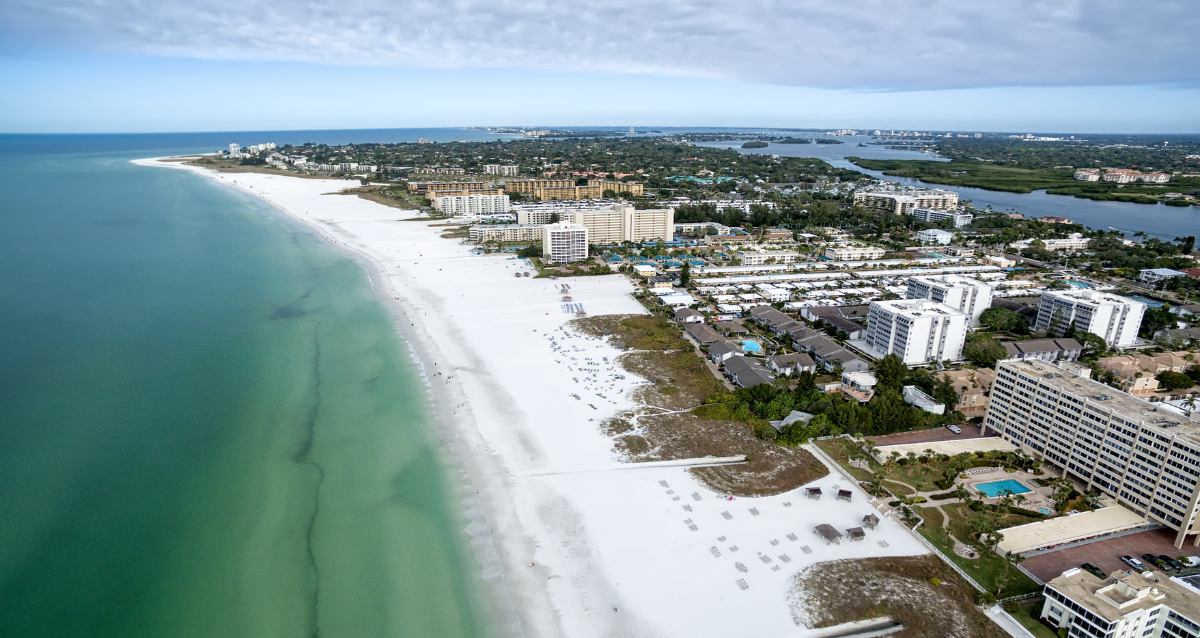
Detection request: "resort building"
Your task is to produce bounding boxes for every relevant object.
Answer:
[408,182,503,198]
[542,221,589,264]
[916,228,955,245]
[984,358,1200,547]
[514,201,620,225]
[864,299,968,364]
[484,164,520,176]
[905,274,994,325]
[468,224,543,244]
[823,245,887,261]
[1034,289,1146,348]
[1041,568,1200,638]
[504,179,644,200]
[737,250,800,266]
[906,207,974,228]
[853,188,959,214]
[432,194,512,216]
[514,203,672,244]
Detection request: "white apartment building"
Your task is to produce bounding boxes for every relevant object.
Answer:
[853,189,959,214]
[916,228,955,245]
[737,250,800,266]
[864,299,968,364]
[1042,568,1200,638]
[228,143,241,156]
[432,194,512,216]
[984,358,1200,547]
[514,201,618,225]
[905,274,994,325]
[1074,169,1101,182]
[519,204,674,245]
[824,245,887,261]
[484,164,520,176]
[468,224,544,243]
[1035,289,1146,347]
[675,222,732,236]
[1010,233,1091,251]
[542,221,589,263]
[907,207,973,228]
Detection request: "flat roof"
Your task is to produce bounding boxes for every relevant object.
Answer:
[874,437,1016,459]
[1048,568,1200,625]
[998,507,1147,554]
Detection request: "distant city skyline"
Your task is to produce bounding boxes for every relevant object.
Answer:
[1,0,1197,133]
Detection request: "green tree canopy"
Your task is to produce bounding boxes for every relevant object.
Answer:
[874,354,908,392]
[979,307,1028,334]
[963,335,1009,367]
[1158,371,1195,391]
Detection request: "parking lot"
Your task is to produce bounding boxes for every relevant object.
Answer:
[1022,528,1196,582]
[867,423,996,447]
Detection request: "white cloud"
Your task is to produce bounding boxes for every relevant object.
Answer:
[2,0,1197,90]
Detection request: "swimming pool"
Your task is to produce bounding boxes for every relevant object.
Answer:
[1128,296,1165,308]
[974,479,1032,498]
[741,340,762,352]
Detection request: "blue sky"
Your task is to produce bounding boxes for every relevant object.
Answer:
[1,0,1198,133]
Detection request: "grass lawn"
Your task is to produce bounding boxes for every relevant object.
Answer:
[1013,601,1058,638]
[941,503,1042,545]
[816,438,955,493]
[917,526,1041,598]
[848,157,1076,193]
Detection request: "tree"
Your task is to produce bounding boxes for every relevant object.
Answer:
[932,375,960,409]
[1141,305,1177,338]
[963,335,1008,367]
[680,261,691,288]
[548,212,561,223]
[1158,371,1194,391]
[979,307,1028,334]
[1075,331,1108,357]
[874,354,907,392]
[1176,235,1196,254]
[517,245,541,259]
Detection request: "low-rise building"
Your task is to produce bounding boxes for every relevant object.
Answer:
[935,368,994,415]
[1073,169,1101,182]
[1141,268,1188,285]
[707,341,743,363]
[469,223,543,243]
[673,308,703,323]
[840,371,877,403]
[724,356,776,388]
[1003,338,1083,362]
[907,207,973,228]
[685,323,724,345]
[767,353,817,376]
[902,386,945,414]
[916,228,955,245]
[1097,351,1193,396]
[824,245,887,261]
[737,250,800,265]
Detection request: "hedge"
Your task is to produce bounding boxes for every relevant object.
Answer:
[929,491,960,500]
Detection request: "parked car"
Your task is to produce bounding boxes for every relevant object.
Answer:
[1159,555,1183,571]
[1081,563,1106,579]
[1143,553,1165,569]
[946,424,962,434]
[1121,555,1147,571]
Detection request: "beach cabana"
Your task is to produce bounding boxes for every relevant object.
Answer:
[805,487,822,500]
[837,489,853,502]
[846,527,866,542]
[814,524,842,545]
[863,514,880,530]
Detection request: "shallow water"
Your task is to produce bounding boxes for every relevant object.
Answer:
[0,133,494,638]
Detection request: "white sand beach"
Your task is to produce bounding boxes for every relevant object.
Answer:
[133,160,930,638]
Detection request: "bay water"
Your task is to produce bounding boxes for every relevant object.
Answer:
[0,133,495,638]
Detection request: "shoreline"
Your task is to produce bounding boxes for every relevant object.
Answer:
[132,158,932,638]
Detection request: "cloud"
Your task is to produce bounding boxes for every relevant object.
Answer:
[2,0,1197,90]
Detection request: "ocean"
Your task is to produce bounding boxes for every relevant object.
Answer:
[0,132,496,638]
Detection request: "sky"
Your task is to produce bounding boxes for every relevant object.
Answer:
[1,0,1198,134]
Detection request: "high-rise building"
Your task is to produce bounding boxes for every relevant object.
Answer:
[432,194,512,216]
[853,189,959,214]
[905,275,994,325]
[865,299,968,364]
[984,358,1200,548]
[516,204,672,244]
[1034,289,1146,348]
[542,222,589,263]
[228,143,241,157]
[484,164,519,176]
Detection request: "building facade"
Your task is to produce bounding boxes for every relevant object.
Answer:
[916,228,955,245]
[853,189,959,214]
[432,194,512,215]
[484,164,520,176]
[1041,568,1200,638]
[542,221,589,263]
[905,274,994,325]
[1034,289,1146,348]
[984,358,1200,547]
[824,245,887,261]
[907,207,974,228]
[865,299,968,364]
[468,224,544,243]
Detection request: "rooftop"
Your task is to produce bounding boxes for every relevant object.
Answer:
[999,359,1200,443]
[998,507,1147,555]
[1047,568,1200,625]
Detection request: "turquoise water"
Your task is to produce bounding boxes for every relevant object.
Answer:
[742,340,762,352]
[0,133,494,638]
[1128,295,1165,308]
[975,479,1032,498]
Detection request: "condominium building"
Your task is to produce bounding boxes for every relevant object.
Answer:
[408,182,502,197]
[504,179,644,200]
[468,224,544,243]
[905,274,994,325]
[1034,289,1146,347]
[432,194,512,216]
[1074,169,1101,182]
[853,189,959,214]
[515,204,672,244]
[864,299,968,364]
[1041,568,1200,638]
[542,221,589,263]
[907,207,974,228]
[824,245,887,261]
[1010,233,1091,252]
[916,228,955,245]
[1104,169,1172,184]
[514,201,619,225]
[737,250,800,266]
[984,358,1200,547]
[484,164,519,176]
